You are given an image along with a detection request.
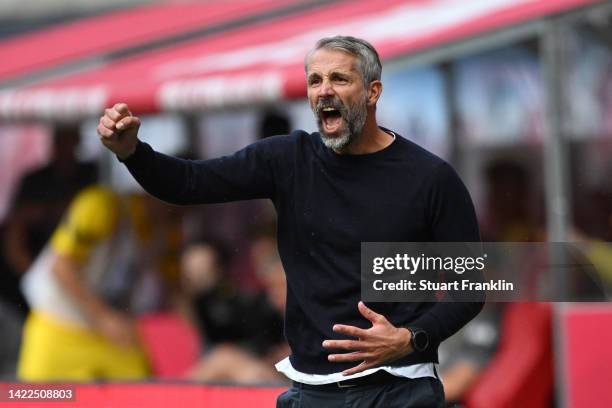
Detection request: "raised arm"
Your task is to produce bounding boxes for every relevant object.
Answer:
[97,103,277,205]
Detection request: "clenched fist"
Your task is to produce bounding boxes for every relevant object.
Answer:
[97,103,140,160]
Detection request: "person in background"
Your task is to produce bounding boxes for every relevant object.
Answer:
[480,160,542,242]
[438,304,502,406]
[571,187,612,298]
[440,159,545,404]
[0,125,98,379]
[258,109,291,140]
[130,192,184,308]
[17,186,150,381]
[182,237,287,384]
[3,126,98,280]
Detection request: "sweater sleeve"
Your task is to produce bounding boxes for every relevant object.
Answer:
[411,162,485,347]
[120,138,281,205]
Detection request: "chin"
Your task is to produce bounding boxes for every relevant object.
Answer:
[319,130,353,151]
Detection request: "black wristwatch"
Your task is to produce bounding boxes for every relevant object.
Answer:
[406,327,429,352]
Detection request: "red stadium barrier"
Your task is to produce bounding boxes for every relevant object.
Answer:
[562,304,612,408]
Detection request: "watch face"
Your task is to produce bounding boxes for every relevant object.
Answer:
[413,330,429,351]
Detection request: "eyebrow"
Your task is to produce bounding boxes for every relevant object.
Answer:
[307,70,352,81]
[330,72,349,79]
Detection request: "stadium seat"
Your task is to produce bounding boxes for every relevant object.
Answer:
[464,302,553,408]
[137,312,201,378]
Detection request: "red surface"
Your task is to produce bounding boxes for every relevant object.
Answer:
[0,383,286,408]
[562,304,612,408]
[0,0,300,82]
[0,0,604,119]
[465,303,554,408]
[137,313,202,379]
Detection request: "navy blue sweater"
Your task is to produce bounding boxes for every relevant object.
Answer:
[122,129,483,374]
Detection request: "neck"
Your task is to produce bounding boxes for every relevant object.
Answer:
[334,113,393,155]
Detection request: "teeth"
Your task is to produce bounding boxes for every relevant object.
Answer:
[322,107,336,112]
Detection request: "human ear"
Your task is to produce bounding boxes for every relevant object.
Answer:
[367,80,382,106]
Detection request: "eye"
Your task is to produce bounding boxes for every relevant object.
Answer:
[331,75,349,84]
[308,77,321,86]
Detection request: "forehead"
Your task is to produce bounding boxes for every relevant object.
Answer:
[306,48,359,75]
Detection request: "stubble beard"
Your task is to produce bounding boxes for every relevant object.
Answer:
[315,95,368,152]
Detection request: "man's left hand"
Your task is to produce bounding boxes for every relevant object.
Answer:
[323,301,413,376]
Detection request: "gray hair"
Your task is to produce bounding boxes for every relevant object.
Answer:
[304,36,382,87]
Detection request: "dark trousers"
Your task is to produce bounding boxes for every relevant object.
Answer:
[276,376,445,408]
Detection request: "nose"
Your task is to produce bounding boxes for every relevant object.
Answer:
[317,78,334,98]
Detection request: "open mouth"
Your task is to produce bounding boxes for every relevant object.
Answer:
[319,106,344,133]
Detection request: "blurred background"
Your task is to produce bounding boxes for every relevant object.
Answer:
[0,0,611,407]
